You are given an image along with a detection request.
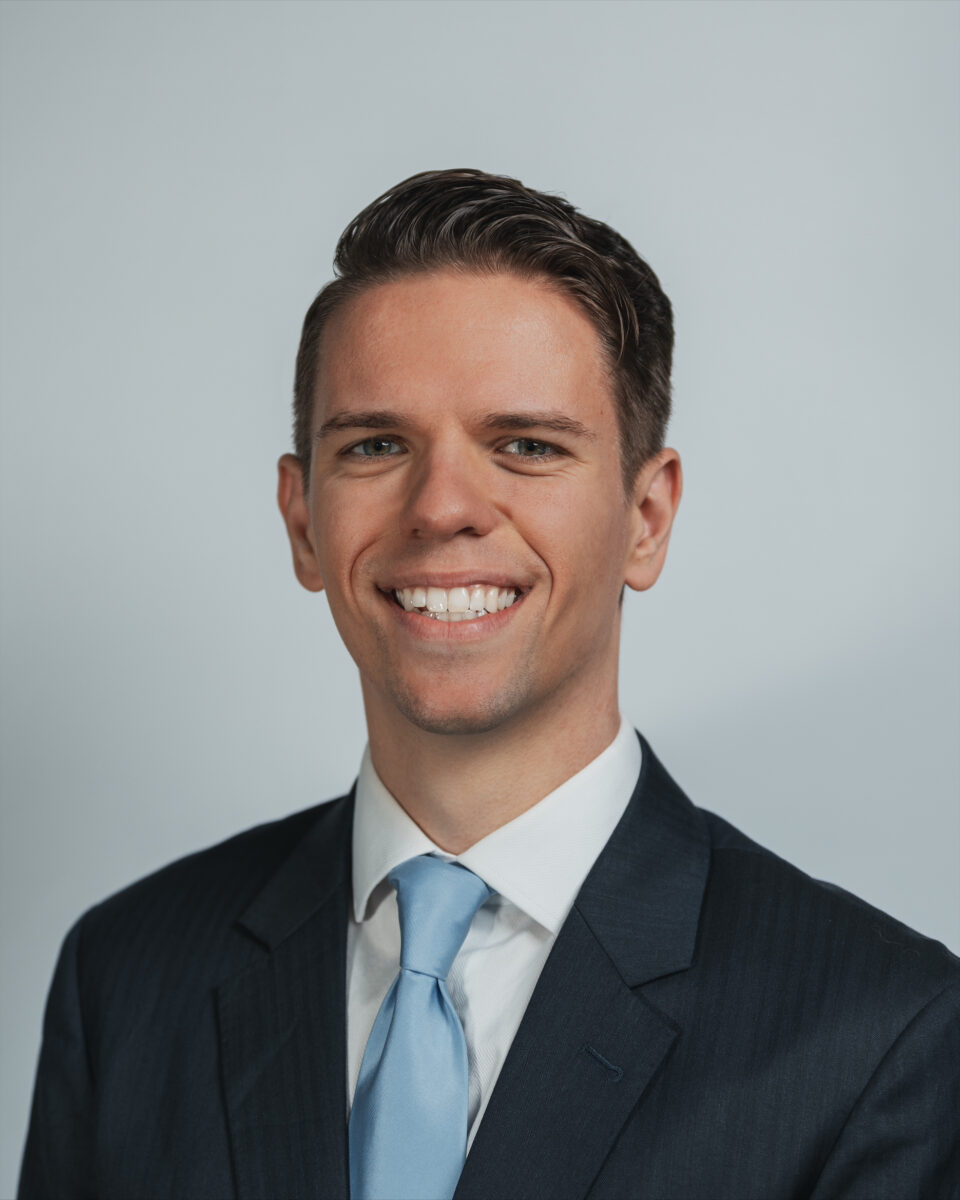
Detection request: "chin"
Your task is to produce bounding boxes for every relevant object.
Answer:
[386,677,530,737]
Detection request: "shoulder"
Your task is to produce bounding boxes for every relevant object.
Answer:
[694,803,959,1023]
[70,792,353,982]
[635,737,958,1005]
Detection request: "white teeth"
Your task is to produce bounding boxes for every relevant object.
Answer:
[392,583,520,619]
[447,587,470,613]
[426,587,447,613]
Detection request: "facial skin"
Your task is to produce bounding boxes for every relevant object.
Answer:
[278,270,681,848]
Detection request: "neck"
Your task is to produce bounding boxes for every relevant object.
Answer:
[362,681,622,854]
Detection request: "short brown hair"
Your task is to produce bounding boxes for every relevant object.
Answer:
[293,168,673,493]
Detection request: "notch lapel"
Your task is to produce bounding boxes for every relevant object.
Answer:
[217,792,354,1200]
[455,736,709,1200]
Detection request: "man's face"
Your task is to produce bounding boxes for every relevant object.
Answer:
[279,270,675,737]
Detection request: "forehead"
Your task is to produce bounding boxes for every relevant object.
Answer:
[313,269,615,429]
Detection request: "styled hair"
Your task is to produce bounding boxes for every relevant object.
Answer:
[293,168,673,493]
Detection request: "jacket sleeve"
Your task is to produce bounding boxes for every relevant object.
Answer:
[809,979,960,1200]
[18,917,97,1200]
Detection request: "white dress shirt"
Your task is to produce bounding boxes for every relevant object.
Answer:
[346,714,642,1150]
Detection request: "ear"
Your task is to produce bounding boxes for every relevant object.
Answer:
[623,448,683,593]
[276,453,325,592]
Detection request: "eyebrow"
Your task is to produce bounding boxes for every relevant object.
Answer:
[314,410,411,443]
[313,408,596,443]
[480,411,596,441]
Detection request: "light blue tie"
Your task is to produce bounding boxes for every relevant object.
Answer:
[349,854,494,1200]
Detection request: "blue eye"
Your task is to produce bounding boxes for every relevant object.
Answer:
[501,438,559,460]
[347,438,404,458]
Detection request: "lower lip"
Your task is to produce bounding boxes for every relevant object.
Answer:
[379,590,527,641]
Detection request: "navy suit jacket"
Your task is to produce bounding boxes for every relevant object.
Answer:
[19,735,960,1199]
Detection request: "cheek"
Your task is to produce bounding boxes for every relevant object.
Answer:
[311,486,377,588]
[530,493,629,597]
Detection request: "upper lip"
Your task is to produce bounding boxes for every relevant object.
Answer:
[377,572,532,591]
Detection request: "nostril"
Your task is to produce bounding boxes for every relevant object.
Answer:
[411,524,484,540]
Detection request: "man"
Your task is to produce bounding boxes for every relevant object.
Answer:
[20,169,959,1199]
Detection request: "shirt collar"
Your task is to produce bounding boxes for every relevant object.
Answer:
[351,715,641,935]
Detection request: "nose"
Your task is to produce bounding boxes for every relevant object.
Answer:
[403,443,497,541]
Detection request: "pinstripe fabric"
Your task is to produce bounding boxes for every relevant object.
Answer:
[19,735,960,1199]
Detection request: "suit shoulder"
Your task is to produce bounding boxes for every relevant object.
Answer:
[695,805,960,1004]
[78,793,352,946]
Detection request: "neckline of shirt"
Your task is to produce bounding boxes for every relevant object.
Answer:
[351,716,642,935]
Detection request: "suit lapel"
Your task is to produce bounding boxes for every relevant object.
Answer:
[213,736,708,1200]
[454,905,679,1200]
[217,792,354,1200]
[455,736,709,1200]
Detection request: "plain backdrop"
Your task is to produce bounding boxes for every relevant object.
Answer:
[1,0,958,1190]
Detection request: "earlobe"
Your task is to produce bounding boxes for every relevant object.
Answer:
[623,449,683,594]
[276,453,325,593]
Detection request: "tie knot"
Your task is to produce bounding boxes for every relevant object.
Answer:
[388,855,493,981]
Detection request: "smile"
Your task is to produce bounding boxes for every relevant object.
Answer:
[391,584,520,622]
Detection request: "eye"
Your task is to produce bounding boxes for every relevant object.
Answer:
[500,437,562,461]
[345,437,405,458]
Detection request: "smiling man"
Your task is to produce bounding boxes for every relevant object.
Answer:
[20,170,959,1200]
[278,266,679,852]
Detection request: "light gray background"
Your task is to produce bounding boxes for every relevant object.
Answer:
[1,0,958,1189]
